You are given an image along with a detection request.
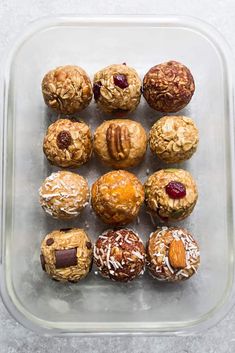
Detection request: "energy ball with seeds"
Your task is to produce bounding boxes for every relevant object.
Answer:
[91,170,144,225]
[43,119,92,168]
[93,63,141,114]
[145,169,198,221]
[42,65,92,114]
[39,171,89,220]
[94,229,145,282]
[94,119,147,169]
[149,116,199,163]
[143,61,195,113]
[40,228,93,282]
[147,227,200,282]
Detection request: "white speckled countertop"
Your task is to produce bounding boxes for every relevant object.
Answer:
[1,0,235,352]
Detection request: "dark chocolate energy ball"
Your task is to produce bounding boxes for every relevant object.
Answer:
[143,61,195,113]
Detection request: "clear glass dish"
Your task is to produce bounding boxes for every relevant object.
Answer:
[0,15,235,336]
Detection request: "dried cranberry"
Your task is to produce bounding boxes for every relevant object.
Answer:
[56,131,72,149]
[113,74,129,89]
[165,181,186,199]
[93,81,102,100]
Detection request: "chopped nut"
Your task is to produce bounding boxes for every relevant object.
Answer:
[106,123,131,160]
[168,239,186,269]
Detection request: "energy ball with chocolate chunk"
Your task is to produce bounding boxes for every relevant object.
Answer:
[93,63,141,114]
[93,119,147,169]
[42,65,92,114]
[143,61,195,113]
[91,170,144,225]
[145,169,198,221]
[39,171,89,220]
[43,119,92,168]
[94,229,145,282]
[147,227,200,282]
[40,228,93,282]
[149,116,199,163]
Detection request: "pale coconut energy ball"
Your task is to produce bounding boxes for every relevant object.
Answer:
[39,171,89,220]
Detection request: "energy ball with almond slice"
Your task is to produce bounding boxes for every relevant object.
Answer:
[146,227,200,282]
[145,169,198,222]
[43,119,92,168]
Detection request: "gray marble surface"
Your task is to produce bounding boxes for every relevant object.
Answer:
[1,0,235,352]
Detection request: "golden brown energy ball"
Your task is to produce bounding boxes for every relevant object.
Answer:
[94,228,145,282]
[39,171,89,220]
[40,228,93,282]
[43,119,92,168]
[91,170,144,225]
[149,116,199,163]
[42,65,92,114]
[147,227,200,282]
[93,63,141,114]
[145,169,198,221]
[93,119,147,169]
[143,61,195,113]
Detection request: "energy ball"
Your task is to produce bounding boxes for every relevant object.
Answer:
[40,228,93,282]
[93,63,141,114]
[149,116,199,163]
[94,228,145,282]
[145,169,198,221]
[143,61,195,113]
[94,119,147,169]
[147,227,200,282]
[91,170,144,225]
[43,119,92,168]
[39,171,89,220]
[42,65,92,114]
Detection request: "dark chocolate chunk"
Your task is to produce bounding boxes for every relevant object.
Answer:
[86,241,92,249]
[60,228,72,233]
[46,238,54,246]
[40,254,46,272]
[55,248,77,269]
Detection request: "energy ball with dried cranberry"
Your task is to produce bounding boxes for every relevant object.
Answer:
[145,169,198,221]
[93,63,141,114]
[42,65,92,114]
[94,229,145,282]
[43,119,92,168]
[143,61,195,113]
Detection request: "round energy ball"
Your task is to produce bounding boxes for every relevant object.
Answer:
[40,228,93,282]
[145,169,198,221]
[91,170,144,225]
[149,116,199,163]
[39,171,89,220]
[93,63,141,114]
[42,65,92,114]
[93,119,147,168]
[143,61,195,113]
[94,228,145,282]
[147,227,200,282]
[43,119,92,168]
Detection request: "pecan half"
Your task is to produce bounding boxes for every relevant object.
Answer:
[168,239,186,269]
[106,123,131,160]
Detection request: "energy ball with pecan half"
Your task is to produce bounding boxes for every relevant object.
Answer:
[149,116,199,163]
[94,228,145,282]
[43,119,92,168]
[145,169,198,221]
[39,171,89,220]
[147,227,200,282]
[94,119,147,169]
[42,65,92,114]
[93,63,141,114]
[143,61,195,113]
[91,170,144,225]
[40,228,93,282]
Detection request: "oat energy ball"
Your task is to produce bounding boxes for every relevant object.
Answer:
[149,116,199,163]
[42,65,92,114]
[93,63,141,114]
[143,61,195,113]
[43,119,92,168]
[94,228,145,282]
[145,169,198,221]
[40,228,93,282]
[39,171,89,220]
[147,227,200,282]
[94,119,147,168]
[91,170,144,225]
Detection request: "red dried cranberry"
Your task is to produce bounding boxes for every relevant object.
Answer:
[113,74,129,89]
[165,181,186,199]
[93,81,102,100]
